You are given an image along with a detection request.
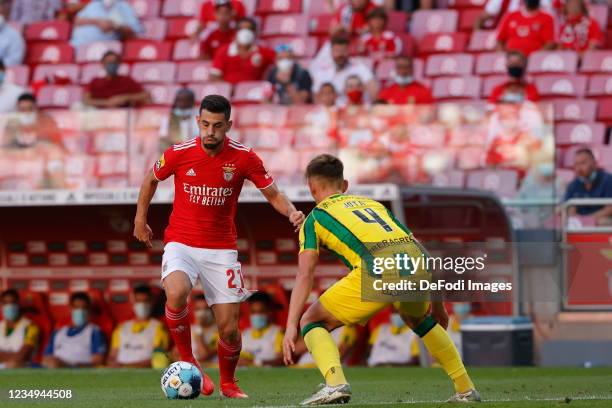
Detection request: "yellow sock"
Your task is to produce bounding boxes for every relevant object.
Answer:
[303,324,347,386]
[415,316,474,393]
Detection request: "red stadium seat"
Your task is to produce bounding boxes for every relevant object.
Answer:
[235,105,289,126]
[526,51,578,75]
[425,53,474,77]
[588,4,609,32]
[467,29,497,52]
[141,18,168,40]
[535,75,587,98]
[173,39,201,60]
[597,98,612,124]
[257,0,302,15]
[475,52,506,76]
[555,122,606,145]
[309,13,334,35]
[448,0,487,8]
[306,0,333,15]
[418,32,467,55]
[162,0,202,17]
[466,169,518,198]
[24,21,71,42]
[166,18,199,39]
[189,81,233,100]
[243,0,257,15]
[266,36,318,57]
[586,75,612,97]
[6,65,30,87]
[75,41,122,63]
[580,50,612,74]
[552,99,597,122]
[129,0,162,18]
[410,9,459,40]
[79,62,130,84]
[459,8,482,31]
[388,11,408,33]
[177,61,213,82]
[37,85,83,108]
[123,40,173,62]
[233,81,274,103]
[145,84,181,105]
[263,14,309,37]
[26,43,74,64]
[432,170,465,188]
[131,62,177,83]
[432,76,481,100]
[33,64,80,83]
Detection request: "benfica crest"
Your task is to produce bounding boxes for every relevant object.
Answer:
[222,163,236,182]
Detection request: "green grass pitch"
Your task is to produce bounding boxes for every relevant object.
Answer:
[1,367,611,407]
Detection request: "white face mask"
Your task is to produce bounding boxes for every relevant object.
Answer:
[19,112,37,127]
[133,302,151,319]
[276,58,294,72]
[236,28,255,46]
[394,74,413,86]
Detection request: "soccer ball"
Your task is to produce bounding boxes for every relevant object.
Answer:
[160,361,202,400]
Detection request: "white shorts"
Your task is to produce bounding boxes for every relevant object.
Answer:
[161,242,251,306]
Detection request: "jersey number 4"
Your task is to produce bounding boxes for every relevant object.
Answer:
[352,208,393,232]
[226,268,245,289]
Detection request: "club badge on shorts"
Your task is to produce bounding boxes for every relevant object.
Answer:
[222,163,236,182]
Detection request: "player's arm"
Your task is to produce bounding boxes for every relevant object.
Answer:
[134,170,159,248]
[260,182,305,231]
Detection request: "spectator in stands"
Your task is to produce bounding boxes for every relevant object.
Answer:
[267,44,313,105]
[367,310,419,366]
[3,92,61,146]
[191,294,218,366]
[42,292,106,368]
[192,0,245,39]
[295,325,357,367]
[9,0,62,24]
[198,1,236,59]
[0,289,40,368]
[0,2,26,67]
[378,56,432,104]
[107,285,169,368]
[343,74,367,107]
[333,0,376,36]
[70,0,142,48]
[316,82,339,108]
[564,147,612,225]
[496,0,555,56]
[239,292,283,367]
[518,162,563,225]
[489,51,539,104]
[310,35,378,105]
[0,61,26,113]
[359,8,402,63]
[83,51,150,108]
[159,88,198,150]
[558,0,603,53]
[476,0,552,29]
[210,17,275,84]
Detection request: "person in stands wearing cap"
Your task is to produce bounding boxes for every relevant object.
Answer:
[266,44,312,105]
[377,56,432,104]
[496,0,555,56]
[198,0,236,59]
[191,0,246,41]
[489,51,539,104]
[0,289,40,368]
[210,17,275,84]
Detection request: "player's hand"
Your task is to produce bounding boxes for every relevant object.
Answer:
[289,210,305,232]
[282,325,298,365]
[133,221,153,248]
[431,302,449,330]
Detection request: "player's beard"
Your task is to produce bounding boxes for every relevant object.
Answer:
[203,141,222,150]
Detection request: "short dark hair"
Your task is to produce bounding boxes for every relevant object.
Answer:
[70,291,91,307]
[238,17,257,32]
[199,94,232,120]
[101,50,120,61]
[0,60,5,71]
[506,50,526,62]
[1,288,19,302]
[248,291,274,307]
[575,147,595,160]
[319,82,337,93]
[331,35,350,47]
[306,154,344,184]
[133,284,152,297]
[367,7,388,22]
[17,93,36,104]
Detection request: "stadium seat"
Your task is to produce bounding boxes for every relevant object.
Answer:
[526,51,578,75]
[80,63,130,84]
[166,18,199,39]
[233,81,274,103]
[242,0,257,15]
[189,81,232,100]
[96,154,129,177]
[418,32,467,55]
[131,62,177,83]
[262,14,309,38]
[236,105,289,127]
[33,64,80,84]
[141,18,168,40]
[552,99,597,122]
[475,52,506,76]
[588,3,609,32]
[458,8,482,32]
[173,39,201,60]
[425,53,474,77]
[555,122,606,146]
[257,0,302,15]
[597,98,612,125]
[308,13,335,35]
[432,76,481,100]
[6,65,30,87]
[467,29,497,52]
[306,0,333,15]
[586,75,612,97]
[410,9,459,40]
[162,0,202,17]
[145,84,182,105]
[75,41,122,63]
[24,21,71,42]
[176,61,212,82]
[579,50,612,74]
[448,0,487,8]
[375,58,425,81]
[37,85,83,108]
[26,43,74,64]
[129,0,162,18]
[388,11,408,33]
[432,170,465,188]
[466,169,518,198]
[266,36,318,57]
[535,75,587,98]
[122,40,173,62]
[456,146,485,169]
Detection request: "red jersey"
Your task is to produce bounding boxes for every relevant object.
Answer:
[558,14,602,52]
[211,42,276,84]
[496,10,554,55]
[153,137,274,249]
[378,82,433,104]
[359,31,402,61]
[489,81,539,103]
[200,28,236,58]
[199,0,246,25]
[335,1,375,35]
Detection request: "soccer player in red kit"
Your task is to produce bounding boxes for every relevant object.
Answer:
[133,95,305,399]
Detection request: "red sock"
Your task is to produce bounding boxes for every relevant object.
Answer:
[218,337,241,384]
[165,304,195,363]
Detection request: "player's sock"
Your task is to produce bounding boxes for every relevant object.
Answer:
[302,323,347,386]
[218,337,242,384]
[165,304,194,362]
[414,316,474,393]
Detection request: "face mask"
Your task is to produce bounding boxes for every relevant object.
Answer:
[133,302,151,319]
[524,0,540,9]
[2,303,19,321]
[507,66,524,79]
[173,108,193,118]
[19,112,37,127]
[104,62,120,76]
[395,74,414,86]
[72,309,88,327]
[236,28,255,46]
[346,89,363,104]
[578,170,598,184]
[276,58,294,72]
[103,0,116,8]
[538,162,554,178]
[390,313,405,328]
[501,92,525,103]
[452,303,471,316]
[249,313,268,330]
